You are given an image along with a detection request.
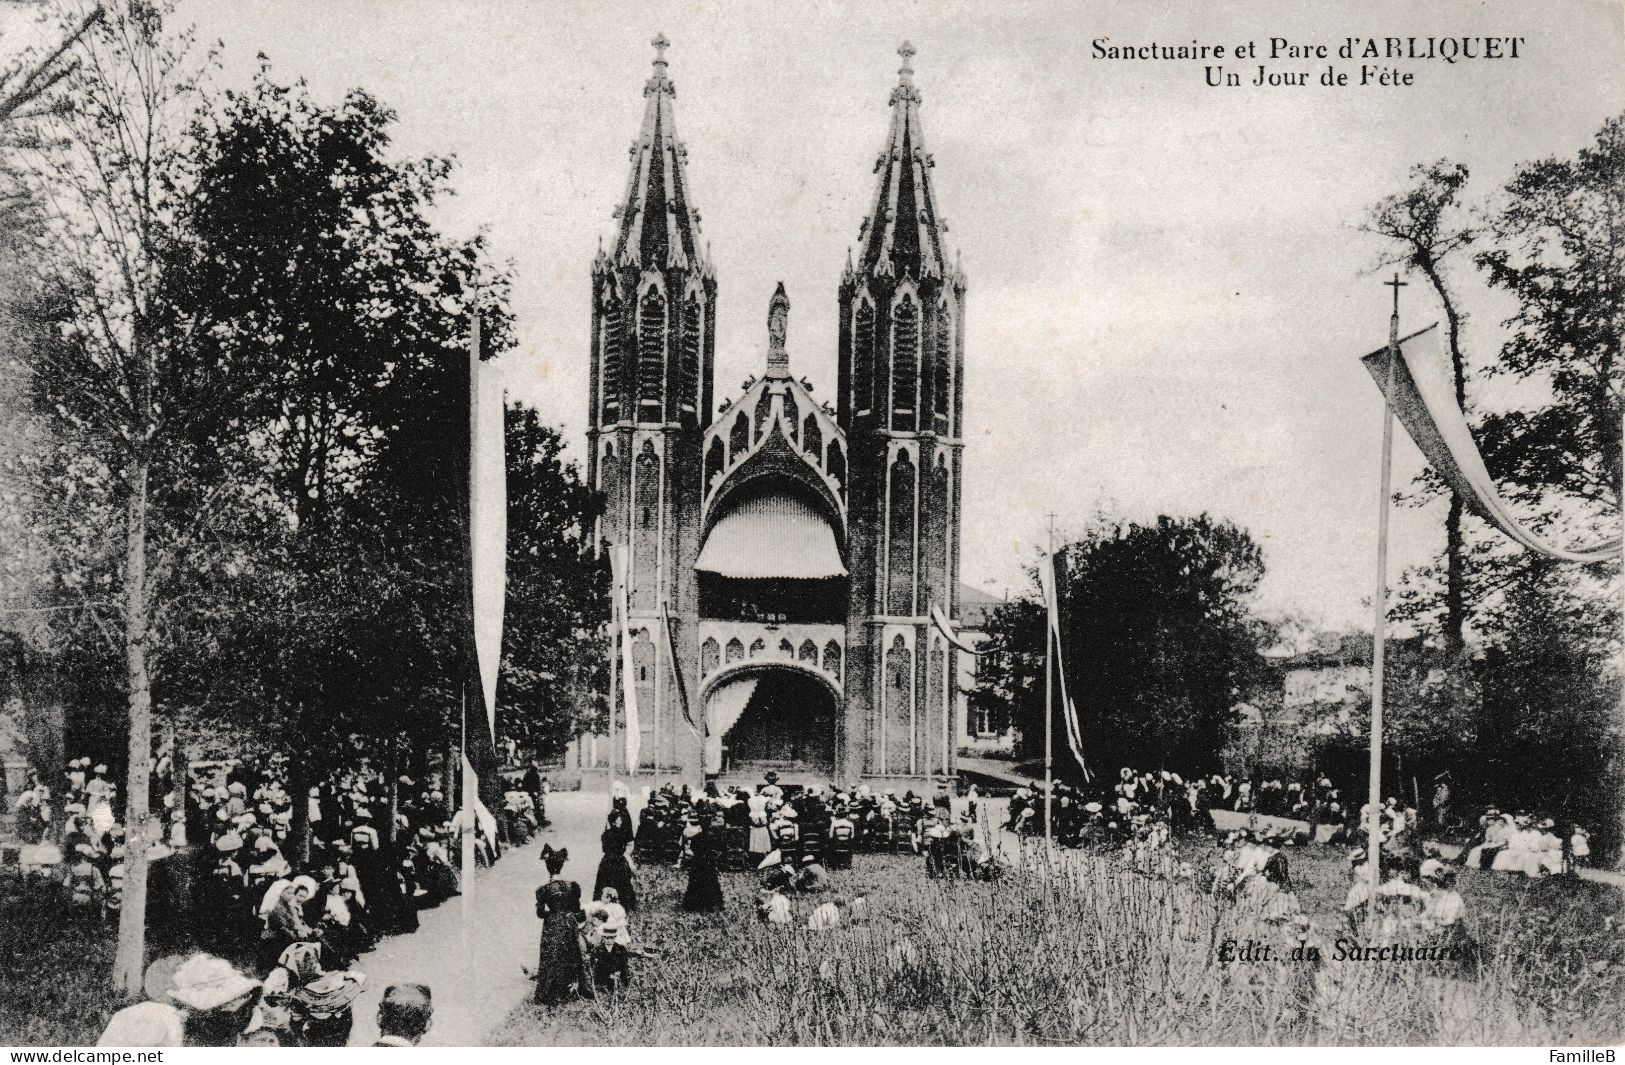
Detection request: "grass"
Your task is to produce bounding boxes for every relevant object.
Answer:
[4,840,1620,1046]
[490,841,1625,1046]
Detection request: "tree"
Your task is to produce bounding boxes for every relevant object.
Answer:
[1475,116,1623,526]
[498,404,608,756]
[1364,161,1477,657]
[983,514,1267,775]
[157,65,519,850]
[13,0,210,995]
[0,4,104,134]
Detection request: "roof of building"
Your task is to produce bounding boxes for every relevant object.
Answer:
[957,582,1002,629]
[600,34,709,275]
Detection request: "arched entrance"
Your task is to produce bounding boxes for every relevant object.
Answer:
[705,667,836,780]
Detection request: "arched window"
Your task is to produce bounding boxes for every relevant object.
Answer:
[826,441,846,495]
[701,637,720,678]
[777,638,794,658]
[748,638,765,658]
[884,634,913,775]
[891,295,919,432]
[933,307,952,431]
[781,391,799,446]
[928,639,946,777]
[704,437,724,493]
[599,299,623,424]
[637,288,666,419]
[822,641,842,680]
[853,300,875,415]
[597,443,619,542]
[886,450,916,616]
[926,453,949,610]
[754,390,773,439]
[725,638,744,664]
[729,410,750,461]
[632,441,660,612]
[677,292,702,420]
[803,416,823,464]
[798,640,817,664]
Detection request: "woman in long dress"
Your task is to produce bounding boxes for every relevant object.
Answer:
[534,846,588,1005]
[681,822,725,913]
[593,796,638,912]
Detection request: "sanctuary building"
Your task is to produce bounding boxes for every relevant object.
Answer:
[586,38,971,786]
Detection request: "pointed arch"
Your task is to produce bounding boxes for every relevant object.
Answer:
[890,293,919,432]
[886,449,917,616]
[729,410,750,461]
[781,390,800,447]
[632,439,661,612]
[599,294,624,424]
[798,639,818,664]
[748,638,766,658]
[777,638,794,659]
[705,437,725,494]
[701,637,720,678]
[754,390,773,440]
[725,638,744,664]
[802,415,823,465]
[826,440,846,495]
[932,303,953,431]
[853,297,876,416]
[677,290,703,420]
[637,287,667,419]
[928,638,947,779]
[884,633,913,775]
[822,640,842,681]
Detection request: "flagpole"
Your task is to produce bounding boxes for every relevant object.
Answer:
[1045,516,1055,845]
[1368,273,1406,889]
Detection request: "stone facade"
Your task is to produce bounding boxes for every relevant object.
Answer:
[585,39,967,786]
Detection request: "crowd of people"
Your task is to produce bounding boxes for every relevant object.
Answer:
[525,772,992,1007]
[94,952,437,1048]
[3,751,1604,1043]
[6,750,560,1047]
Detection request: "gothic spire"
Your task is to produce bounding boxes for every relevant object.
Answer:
[857,40,948,280]
[610,33,708,273]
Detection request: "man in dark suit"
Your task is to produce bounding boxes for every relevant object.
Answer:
[374,983,433,1047]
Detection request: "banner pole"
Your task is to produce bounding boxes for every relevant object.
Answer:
[1368,274,1406,895]
[1045,518,1055,846]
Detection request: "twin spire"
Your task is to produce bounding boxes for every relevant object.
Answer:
[855,40,950,281]
[602,37,952,283]
[606,33,708,274]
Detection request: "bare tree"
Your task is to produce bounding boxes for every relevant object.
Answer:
[0,3,105,132]
[15,0,206,996]
[1363,161,1477,658]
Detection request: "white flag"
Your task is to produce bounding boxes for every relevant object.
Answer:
[1362,324,1619,564]
[611,545,641,770]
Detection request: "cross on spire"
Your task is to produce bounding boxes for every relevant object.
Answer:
[898,39,916,82]
[652,33,670,65]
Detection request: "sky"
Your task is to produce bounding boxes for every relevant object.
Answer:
[19,0,1623,628]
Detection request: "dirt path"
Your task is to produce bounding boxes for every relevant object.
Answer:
[344,789,609,1046]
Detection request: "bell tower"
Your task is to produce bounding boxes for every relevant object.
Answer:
[837,42,967,784]
[587,34,716,773]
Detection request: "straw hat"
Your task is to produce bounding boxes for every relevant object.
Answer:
[96,1002,184,1047]
[168,955,260,1012]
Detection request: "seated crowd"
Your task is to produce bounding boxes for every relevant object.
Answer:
[10,751,552,1047]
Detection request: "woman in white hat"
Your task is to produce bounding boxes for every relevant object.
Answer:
[166,954,263,1046]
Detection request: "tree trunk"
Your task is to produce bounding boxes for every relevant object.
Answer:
[113,456,151,997]
[1423,259,1470,658]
